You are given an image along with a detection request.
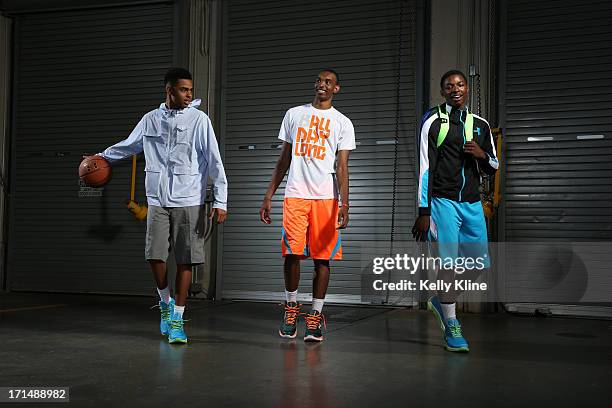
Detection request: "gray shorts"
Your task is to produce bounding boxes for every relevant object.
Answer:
[145,205,207,265]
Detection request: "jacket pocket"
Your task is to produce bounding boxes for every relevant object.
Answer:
[144,165,161,198]
[170,165,200,199]
[143,132,164,154]
[169,125,192,167]
[175,125,190,144]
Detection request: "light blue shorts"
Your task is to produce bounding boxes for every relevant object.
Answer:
[429,197,490,268]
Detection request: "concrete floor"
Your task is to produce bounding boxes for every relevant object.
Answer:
[0,293,610,408]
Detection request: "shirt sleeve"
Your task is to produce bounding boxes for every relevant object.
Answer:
[417,111,438,216]
[199,116,228,211]
[338,118,356,151]
[99,117,145,163]
[477,123,499,175]
[277,110,292,143]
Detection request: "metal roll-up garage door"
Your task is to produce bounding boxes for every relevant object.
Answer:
[221,0,418,303]
[501,0,612,315]
[8,3,174,294]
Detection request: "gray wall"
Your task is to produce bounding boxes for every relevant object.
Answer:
[429,0,497,122]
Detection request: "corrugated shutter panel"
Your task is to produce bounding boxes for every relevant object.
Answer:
[504,0,612,241]
[8,3,173,294]
[221,0,417,303]
[502,0,612,316]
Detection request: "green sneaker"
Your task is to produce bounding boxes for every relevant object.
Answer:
[168,311,188,344]
[279,302,300,339]
[303,310,325,342]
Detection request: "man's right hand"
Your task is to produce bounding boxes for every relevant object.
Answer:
[259,197,272,224]
[209,207,227,224]
[412,215,430,241]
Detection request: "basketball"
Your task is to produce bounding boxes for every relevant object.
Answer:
[79,155,112,187]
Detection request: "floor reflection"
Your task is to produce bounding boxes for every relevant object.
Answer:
[157,341,187,383]
[279,340,334,408]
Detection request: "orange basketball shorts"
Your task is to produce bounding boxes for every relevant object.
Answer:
[281,198,342,260]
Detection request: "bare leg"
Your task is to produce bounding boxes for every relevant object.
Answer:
[437,267,457,303]
[149,260,168,290]
[175,264,193,306]
[312,260,330,299]
[284,255,301,292]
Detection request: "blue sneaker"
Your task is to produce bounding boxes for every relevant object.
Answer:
[168,311,188,344]
[445,318,469,352]
[159,298,175,336]
[427,296,469,352]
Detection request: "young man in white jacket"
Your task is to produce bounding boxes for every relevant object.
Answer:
[98,68,228,344]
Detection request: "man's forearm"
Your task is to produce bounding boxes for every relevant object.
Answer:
[337,163,349,205]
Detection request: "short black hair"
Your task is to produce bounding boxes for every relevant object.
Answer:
[320,68,340,84]
[164,67,193,87]
[440,70,467,89]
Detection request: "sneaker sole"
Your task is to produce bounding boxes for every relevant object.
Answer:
[168,338,188,344]
[303,335,323,342]
[445,344,469,352]
[278,330,297,339]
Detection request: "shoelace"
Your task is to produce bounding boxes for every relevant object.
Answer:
[282,303,301,325]
[303,312,326,331]
[151,304,172,321]
[449,324,463,338]
[169,319,184,330]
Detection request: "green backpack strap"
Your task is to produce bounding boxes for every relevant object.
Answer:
[464,112,474,142]
[436,104,474,146]
[436,105,449,147]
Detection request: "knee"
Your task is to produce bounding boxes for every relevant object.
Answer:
[285,255,301,267]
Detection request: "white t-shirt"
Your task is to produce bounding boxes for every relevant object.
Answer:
[278,104,356,199]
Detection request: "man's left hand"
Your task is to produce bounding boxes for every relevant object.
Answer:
[337,205,349,229]
[210,207,227,224]
[463,141,486,160]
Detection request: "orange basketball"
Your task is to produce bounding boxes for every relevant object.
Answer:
[79,156,112,187]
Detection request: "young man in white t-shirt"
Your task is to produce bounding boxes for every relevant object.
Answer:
[259,69,356,342]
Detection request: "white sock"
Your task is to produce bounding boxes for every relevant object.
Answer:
[157,287,171,304]
[173,305,185,319]
[312,298,325,313]
[285,289,298,304]
[441,303,456,321]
